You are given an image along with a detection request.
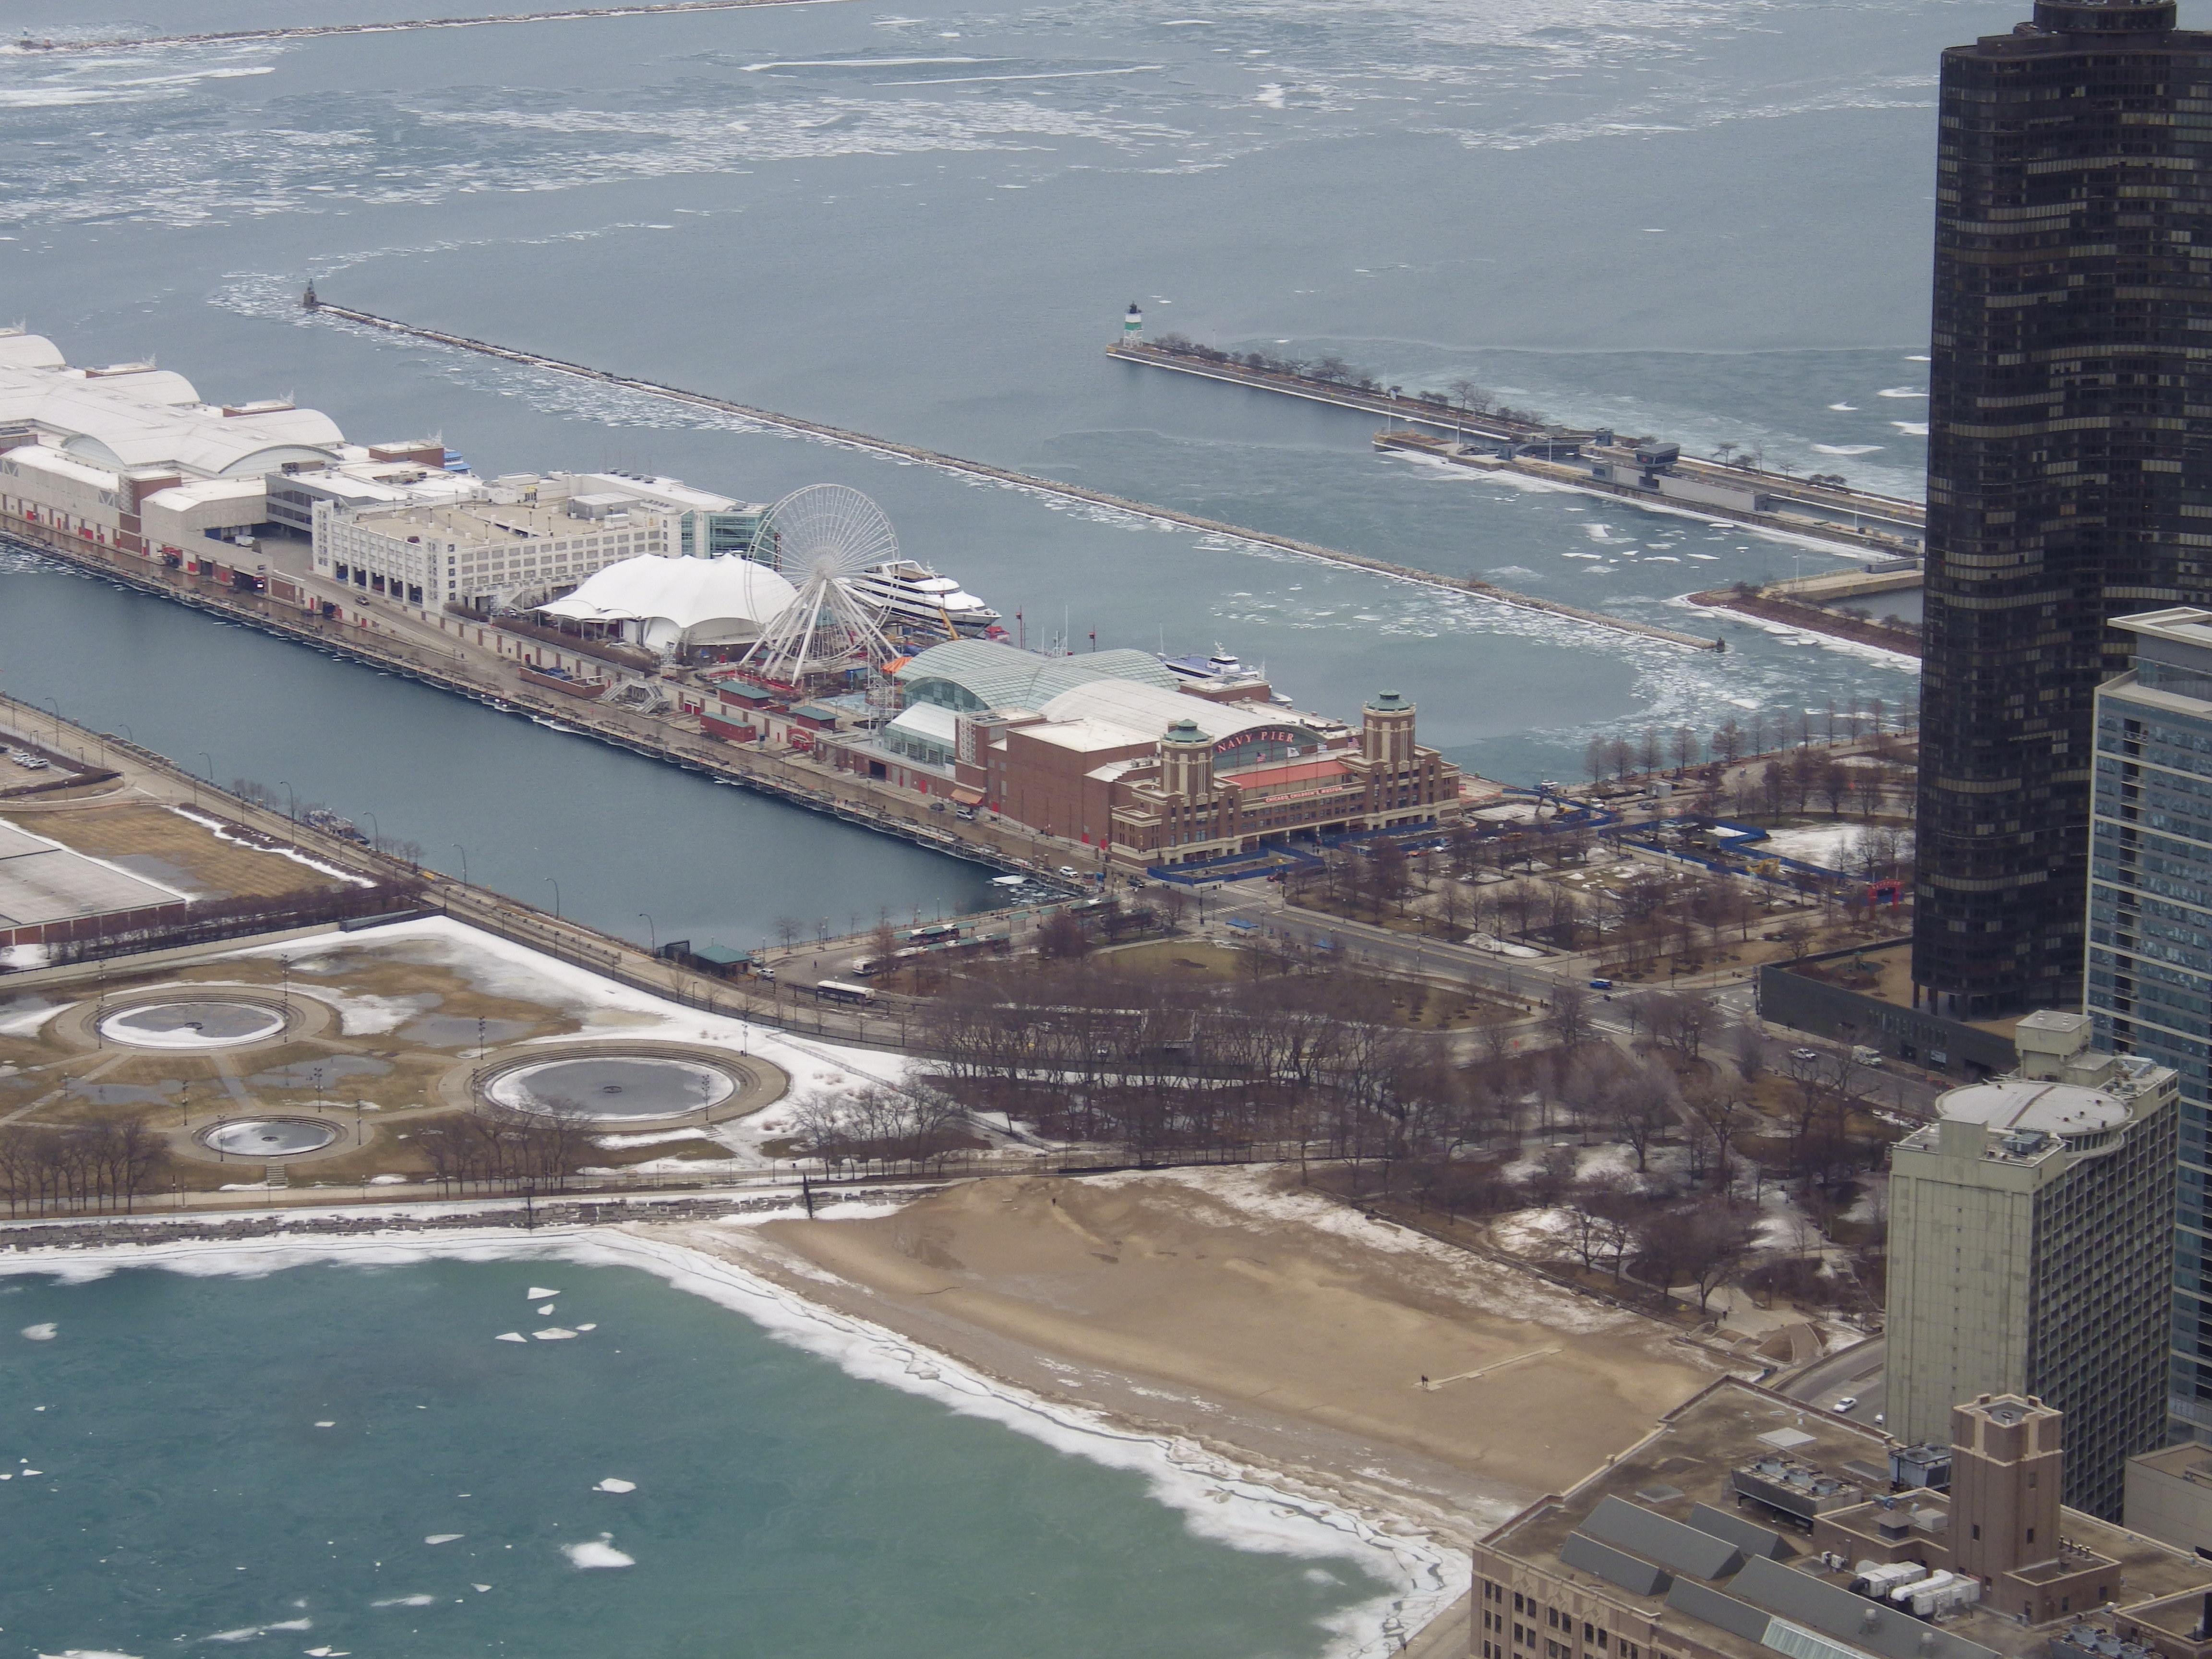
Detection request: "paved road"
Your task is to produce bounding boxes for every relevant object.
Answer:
[1779,1335,1888,1431]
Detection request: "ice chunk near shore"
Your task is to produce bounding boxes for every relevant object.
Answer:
[594,1478,637,1493]
[575,1323,597,1332]
[526,1286,558,1299]
[204,1620,311,1642]
[426,1534,464,1545]
[536,1304,555,1315]
[534,1328,577,1341]
[564,1535,634,1569]
[370,1594,435,1608]
[494,1332,527,1343]
[22,1322,57,1340]
[38,1650,145,1658]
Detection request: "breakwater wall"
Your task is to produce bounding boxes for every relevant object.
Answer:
[305,300,1723,653]
[1687,587,1921,660]
[11,0,854,53]
[0,1181,940,1252]
[1107,341,1923,561]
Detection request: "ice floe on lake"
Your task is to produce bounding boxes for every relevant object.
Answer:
[564,1535,635,1569]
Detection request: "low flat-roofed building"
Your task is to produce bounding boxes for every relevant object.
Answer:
[2123,1443,2212,1557]
[1472,1382,2212,1659]
[0,817,192,946]
[139,476,277,571]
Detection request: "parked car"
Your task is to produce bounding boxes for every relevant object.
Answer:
[1831,1396,1858,1414]
[1057,866,1080,878]
[1588,978,1614,990]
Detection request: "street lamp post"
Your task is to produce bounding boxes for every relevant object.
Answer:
[278,780,297,846]
[195,752,213,810]
[453,843,469,888]
[362,810,380,854]
[546,877,562,919]
[41,696,60,746]
[639,912,657,954]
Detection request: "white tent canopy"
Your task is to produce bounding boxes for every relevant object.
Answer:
[535,554,800,652]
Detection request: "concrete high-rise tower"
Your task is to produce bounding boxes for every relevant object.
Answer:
[1886,1014,2176,1519]
[1913,0,2212,1019]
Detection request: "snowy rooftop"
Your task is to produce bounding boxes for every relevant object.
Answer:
[0,332,345,479]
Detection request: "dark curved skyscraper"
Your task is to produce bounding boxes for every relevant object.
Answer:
[1915,0,2212,1019]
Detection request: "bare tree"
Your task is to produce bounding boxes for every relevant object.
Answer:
[1544,983,1595,1048]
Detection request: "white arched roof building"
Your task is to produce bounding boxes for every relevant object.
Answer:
[534,554,800,653]
[0,330,347,479]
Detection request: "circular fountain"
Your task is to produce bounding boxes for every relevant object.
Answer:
[198,1118,342,1158]
[98,1000,289,1051]
[482,1055,738,1122]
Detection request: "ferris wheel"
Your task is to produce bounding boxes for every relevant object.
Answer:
[742,484,898,685]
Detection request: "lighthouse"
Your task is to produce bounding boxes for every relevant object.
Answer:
[1123,302,1142,344]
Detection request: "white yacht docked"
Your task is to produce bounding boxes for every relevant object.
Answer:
[849,558,1002,637]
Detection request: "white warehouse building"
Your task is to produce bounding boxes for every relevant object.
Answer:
[312,471,759,611]
[0,327,349,567]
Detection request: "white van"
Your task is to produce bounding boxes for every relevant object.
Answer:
[1851,1045,1884,1068]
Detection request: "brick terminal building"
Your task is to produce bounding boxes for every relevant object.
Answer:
[820,639,1467,866]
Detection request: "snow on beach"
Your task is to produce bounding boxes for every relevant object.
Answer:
[0,1220,1463,1659]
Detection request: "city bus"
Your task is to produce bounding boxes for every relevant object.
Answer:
[904,922,962,945]
[815,979,877,1006]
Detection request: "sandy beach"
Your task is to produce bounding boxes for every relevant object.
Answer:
[650,1166,1735,1548]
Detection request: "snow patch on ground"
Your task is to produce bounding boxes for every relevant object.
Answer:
[1756,824,1863,867]
[165,805,376,888]
[1093,1166,1625,1334]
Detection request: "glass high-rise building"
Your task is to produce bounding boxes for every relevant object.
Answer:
[2088,608,2212,1437]
[1915,0,2212,1020]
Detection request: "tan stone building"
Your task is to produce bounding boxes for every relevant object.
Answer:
[1886,1012,2176,1519]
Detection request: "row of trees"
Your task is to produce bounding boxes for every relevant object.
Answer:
[918,959,1511,1166]
[412,1106,595,1195]
[0,1122,171,1215]
[1582,701,1914,791]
